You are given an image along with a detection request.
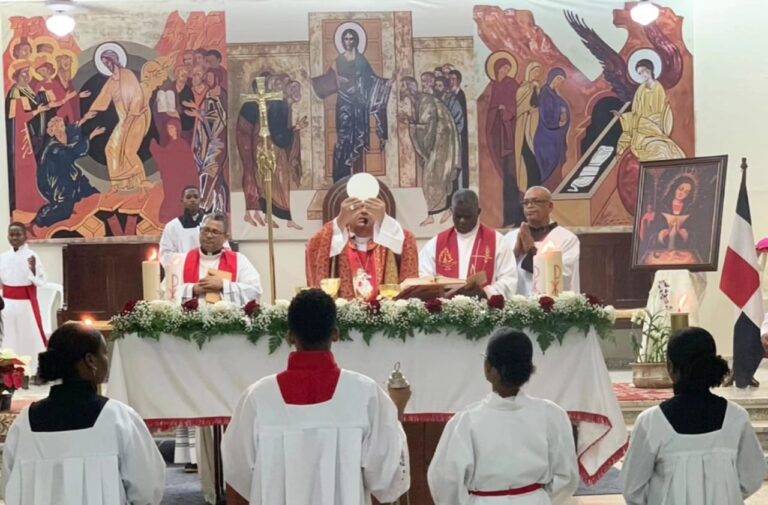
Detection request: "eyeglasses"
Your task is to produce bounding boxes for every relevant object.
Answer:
[201,227,225,237]
[522,199,551,207]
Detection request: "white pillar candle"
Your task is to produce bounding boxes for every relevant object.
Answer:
[164,254,184,302]
[534,248,564,296]
[142,249,161,301]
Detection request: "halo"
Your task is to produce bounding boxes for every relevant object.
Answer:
[32,35,58,54]
[335,22,367,54]
[485,50,518,82]
[628,48,663,84]
[31,54,56,80]
[94,42,128,76]
[53,48,80,74]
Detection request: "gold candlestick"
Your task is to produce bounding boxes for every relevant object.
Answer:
[670,312,689,334]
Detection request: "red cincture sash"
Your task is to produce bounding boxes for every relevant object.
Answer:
[346,242,379,301]
[469,484,543,496]
[183,249,238,283]
[435,225,496,285]
[3,285,47,346]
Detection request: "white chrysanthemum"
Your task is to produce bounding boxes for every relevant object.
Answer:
[335,298,349,308]
[394,299,409,308]
[603,305,616,323]
[211,300,239,314]
[148,299,176,314]
[449,295,474,308]
[630,309,647,325]
[275,299,290,308]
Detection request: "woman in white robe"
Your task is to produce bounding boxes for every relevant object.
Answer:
[1,323,166,505]
[428,327,579,505]
[621,327,767,505]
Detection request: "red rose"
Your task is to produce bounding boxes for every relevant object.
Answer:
[586,294,602,306]
[539,296,555,313]
[243,300,261,317]
[121,300,139,316]
[367,299,382,315]
[487,295,505,310]
[182,298,199,311]
[425,298,443,314]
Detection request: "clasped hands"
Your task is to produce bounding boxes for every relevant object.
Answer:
[192,274,224,297]
[338,197,386,228]
[513,223,536,259]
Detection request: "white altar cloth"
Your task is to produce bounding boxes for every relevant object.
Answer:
[107,328,626,484]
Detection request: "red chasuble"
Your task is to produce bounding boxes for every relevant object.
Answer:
[183,249,238,283]
[435,225,496,286]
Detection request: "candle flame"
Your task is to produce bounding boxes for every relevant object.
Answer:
[677,294,688,313]
[82,317,94,326]
[148,249,158,262]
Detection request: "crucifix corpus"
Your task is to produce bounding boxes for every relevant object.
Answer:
[241,76,284,303]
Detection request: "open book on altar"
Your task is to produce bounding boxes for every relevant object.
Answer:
[396,272,487,301]
[205,269,232,304]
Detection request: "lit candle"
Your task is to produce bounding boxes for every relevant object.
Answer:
[533,246,564,296]
[670,312,689,334]
[82,317,94,326]
[142,248,161,301]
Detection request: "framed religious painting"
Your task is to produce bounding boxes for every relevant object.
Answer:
[631,155,728,271]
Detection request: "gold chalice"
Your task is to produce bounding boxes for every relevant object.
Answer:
[380,283,401,301]
[320,278,341,298]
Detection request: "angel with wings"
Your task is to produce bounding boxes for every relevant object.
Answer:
[565,11,686,163]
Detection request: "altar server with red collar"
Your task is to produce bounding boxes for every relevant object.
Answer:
[428,327,579,505]
[505,186,580,295]
[419,189,518,298]
[180,212,261,304]
[222,289,410,505]
[0,223,47,370]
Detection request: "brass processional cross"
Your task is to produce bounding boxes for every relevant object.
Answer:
[241,77,284,303]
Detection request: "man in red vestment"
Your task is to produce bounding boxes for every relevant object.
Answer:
[419,189,518,298]
[306,197,418,300]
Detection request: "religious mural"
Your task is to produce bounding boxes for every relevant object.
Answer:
[3,11,227,240]
[475,3,694,228]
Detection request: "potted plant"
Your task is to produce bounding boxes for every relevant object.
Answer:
[630,280,673,388]
[0,349,30,412]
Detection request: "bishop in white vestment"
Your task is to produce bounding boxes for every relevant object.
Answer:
[0,224,47,371]
[505,187,580,295]
[222,289,410,505]
[420,190,518,298]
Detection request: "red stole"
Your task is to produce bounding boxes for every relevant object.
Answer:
[435,225,496,286]
[183,249,238,283]
[346,241,379,301]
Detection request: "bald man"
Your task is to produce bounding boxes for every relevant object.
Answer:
[505,186,580,295]
[419,190,518,298]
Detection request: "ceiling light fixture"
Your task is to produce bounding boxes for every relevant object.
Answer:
[630,0,660,26]
[46,13,76,37]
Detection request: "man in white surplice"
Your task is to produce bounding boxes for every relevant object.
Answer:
[180,213,261,305]
[505,187,580,295]
[222,289,410,505]
[420,190,518,298]
[0,223,47,372]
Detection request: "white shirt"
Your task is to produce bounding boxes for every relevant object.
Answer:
[329,215,405,255]
[0,244,46,289]
[180,250,262,304]
[621,402,766,505]
[222,370,410,505]
[504,225,580,296]
[1,400,166,505]
[419,225,518,298]
[428,392,579,505]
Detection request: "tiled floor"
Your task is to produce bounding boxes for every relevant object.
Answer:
[566,483,768,504]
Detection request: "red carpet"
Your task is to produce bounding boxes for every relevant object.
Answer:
[614,383,673,403]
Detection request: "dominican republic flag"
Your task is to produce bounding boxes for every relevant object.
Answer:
[720,166,765,388]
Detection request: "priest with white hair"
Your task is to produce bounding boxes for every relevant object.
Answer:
[505,186,580,295]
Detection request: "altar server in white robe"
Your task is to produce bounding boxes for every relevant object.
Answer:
[428,327,579,505]
[180,212,262,305]
[0,223,47,371]
[505,187,580,295]
[1,323,166,505]
[622,327,767,505]
[159,186,207,267]
[420,190,518,298]
[222,289,410,505]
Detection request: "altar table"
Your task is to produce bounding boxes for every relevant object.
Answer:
[108,326,627,489]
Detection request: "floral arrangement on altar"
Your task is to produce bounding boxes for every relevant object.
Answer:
[630,280,673,364]
[109,293,615,354]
